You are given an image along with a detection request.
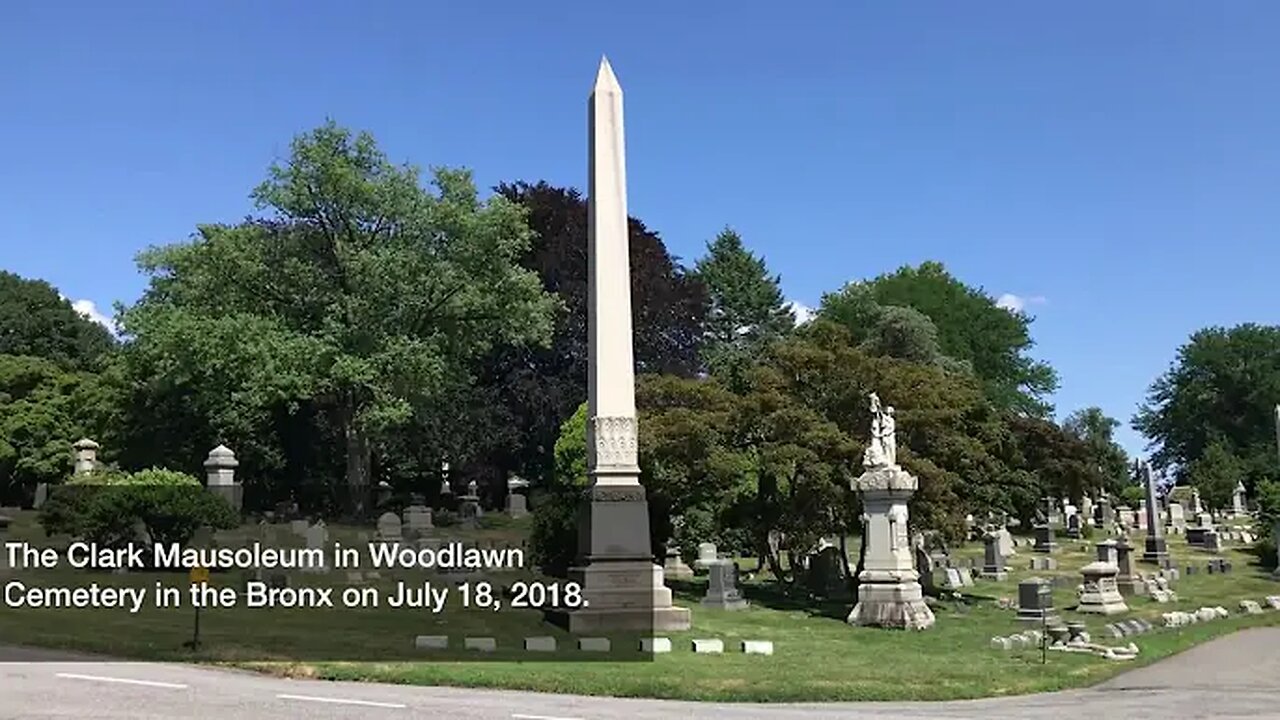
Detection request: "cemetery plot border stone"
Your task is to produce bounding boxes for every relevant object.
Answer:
[692,639,725,654]
[578,638,611,652]
[464,637,497,653]
[741,640,774,656]
[524,637,557,652]
[640,637,672,653]
[414,635,448,650]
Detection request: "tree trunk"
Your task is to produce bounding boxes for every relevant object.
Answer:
[340,399,372,520]
[838,531,855,593]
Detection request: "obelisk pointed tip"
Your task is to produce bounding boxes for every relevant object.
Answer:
[594,56,620,92]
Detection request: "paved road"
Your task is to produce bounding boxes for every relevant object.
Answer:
[1,630,1276,719]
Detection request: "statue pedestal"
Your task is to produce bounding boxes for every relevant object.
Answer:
[551,483,691,633]
[848,465,934,630]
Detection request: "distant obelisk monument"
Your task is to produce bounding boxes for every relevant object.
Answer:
[560,58,691,633]
[1139,460,1168,565]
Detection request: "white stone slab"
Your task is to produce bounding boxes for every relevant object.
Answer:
[414,635,448,650]
[692,638,724,654]
[524,636,557,652]
[741,640,773,656]
[640,637,672,653]
[464,637,497,652]
[578,637,611,652]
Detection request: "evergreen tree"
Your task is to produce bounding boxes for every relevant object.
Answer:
[693,228,795,378]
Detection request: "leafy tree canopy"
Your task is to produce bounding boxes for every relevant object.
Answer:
[1134,323,1280,490]
[0,354,118,504]
[0,271,115,368]
[119,122,558,516]
[1063,406,1131,496]
[820,262,1057,416]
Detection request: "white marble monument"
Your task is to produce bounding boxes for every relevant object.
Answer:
[848,393,935,630]
[558,58,691,633]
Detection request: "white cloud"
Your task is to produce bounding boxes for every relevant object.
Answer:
[995,293,1047,313]
[786,300,815,325]
[71,299,116,333]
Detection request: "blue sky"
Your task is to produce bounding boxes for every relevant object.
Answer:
[2,2,1277,456]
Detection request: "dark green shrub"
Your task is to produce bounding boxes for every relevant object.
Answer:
[39,467,238,551]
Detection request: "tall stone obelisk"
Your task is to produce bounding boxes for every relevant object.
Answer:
[1139,460,1168,565]
[563,58,691,633]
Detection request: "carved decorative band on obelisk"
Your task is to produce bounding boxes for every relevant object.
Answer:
[848,392,935,630]
[560,58,691,633]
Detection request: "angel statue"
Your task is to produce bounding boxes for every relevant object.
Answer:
[862,392,898,468]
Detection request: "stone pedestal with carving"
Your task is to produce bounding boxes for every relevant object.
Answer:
[563,481,691,632]
[1076,561,1128,615]
[848,465,934,630]
[553,59,690,635]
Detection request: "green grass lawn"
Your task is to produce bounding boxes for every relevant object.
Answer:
[2,510,1278,702]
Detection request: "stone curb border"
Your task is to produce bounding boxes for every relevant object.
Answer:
[411,636,775,655]
[990,596,1280,655]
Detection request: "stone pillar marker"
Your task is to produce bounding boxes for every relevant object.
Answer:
[204,444,242,511]
[73,438,100,475]
[558,58,690,633]
[849,392,934,630]
[1140,460,1168,565]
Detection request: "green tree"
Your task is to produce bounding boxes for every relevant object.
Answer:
[120,122,557,516]
[823,262,1058,416]
[0,271,115,368]
[1134,324,1280,491]
[1063,406,1131,496]
[692,227,794,378]
[474,181,709,492]
[1186,440,1244,512]
[0,354,118,504]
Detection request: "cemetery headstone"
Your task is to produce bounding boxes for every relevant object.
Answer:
[807,544,847,597]
[376,512,403,541]
[701,559,749,610]
[663,541,694,581]
[1077,561,1128,615]
[981,530,1007,580]
[404,505,433,534]
[1231,481,1247,516]
[1016,577,1054,623]
[1065,513,1082,540]
[1114,537,1145,596]
[1203,529,1222,553]
[304,521,329,573]
[694,542,718,571]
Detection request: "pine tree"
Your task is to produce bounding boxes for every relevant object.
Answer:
[693,227,795,378]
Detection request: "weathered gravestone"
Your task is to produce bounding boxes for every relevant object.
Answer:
[807,543,847,597]
[304,521,329,573]
[701,559,748,610]
[981,530,1007,580]
[1016,577,1055,623]
[662,541,694,581]
[376,512,402,541]
[1065,513,1082,540]
[1114,537,1145,596]
[404,505,433,534]
[694,542,718,571]
[1077,561,1128,615]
